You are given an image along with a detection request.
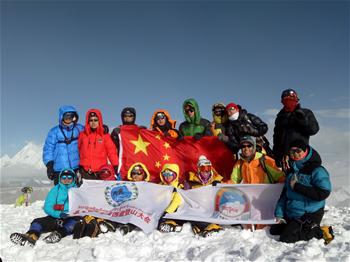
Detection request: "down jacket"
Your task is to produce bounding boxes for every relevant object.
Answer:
[273,104,319,167]
[274,146,331,219]
[78,109,119,173]
[43,105,84,172]
[43,170,77,218]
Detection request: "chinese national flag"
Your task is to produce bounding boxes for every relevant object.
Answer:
[119,125,236,183]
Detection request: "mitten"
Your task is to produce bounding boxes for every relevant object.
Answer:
[46,161,54,180]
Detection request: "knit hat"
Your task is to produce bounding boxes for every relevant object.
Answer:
[226,103,239,112]
[239,136,256,149]
[197,155,211,167]
[289,139,308,151]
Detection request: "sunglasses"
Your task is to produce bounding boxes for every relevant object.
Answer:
[61,175,73,180]
[213,109,225,116]
[289,148,303,154]
[131,171,144,176]
[185,108,194,114]
[124,114,134,118]
[89,118,99,122]
[241,144,253,149]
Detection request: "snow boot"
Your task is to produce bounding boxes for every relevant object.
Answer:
[321,226,334,245]
[158,220,182,233]
[97,219,118,233]
[43,231,62,244]
[10,233,38,247]
[119,223,136,235]
[201,224,222,237]
[191,224,203,236]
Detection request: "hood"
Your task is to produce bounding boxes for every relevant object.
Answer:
[121,107,136,125]
[150,109,176,130]
[58,105,79,127]
[212,103,227,124]
[160,163,180,187]
[127,162,150,181]
[58,169,77,188]
[84,108,104,135]
[183,98,201,125]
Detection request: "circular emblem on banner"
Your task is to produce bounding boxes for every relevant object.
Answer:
[214,187,251,220]
[105,182,139,207]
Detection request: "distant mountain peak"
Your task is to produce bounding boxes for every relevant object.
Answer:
[1,142,44,169]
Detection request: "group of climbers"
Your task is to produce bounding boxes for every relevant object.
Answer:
[10,88,333,246]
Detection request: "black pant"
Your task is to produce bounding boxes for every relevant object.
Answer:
[27,216,79,238]
[270,208,324,243]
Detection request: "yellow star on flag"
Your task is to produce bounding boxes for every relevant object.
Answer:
[155,161,161,168]
[130,135,150,156]
[155,135,161,140]
[163,142,171,149]
[163,154,170,161]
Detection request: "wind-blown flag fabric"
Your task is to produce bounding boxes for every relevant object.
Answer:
[118,125,235,183]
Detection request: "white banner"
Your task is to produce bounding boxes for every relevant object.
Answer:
[69,180,174,234]
[164,184,283,225]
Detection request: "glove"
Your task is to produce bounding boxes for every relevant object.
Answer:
[46,161,54,180]
[194,133,203,140]
[103,124,109,134]
[60,213,69,219]
[75,172,83,187]
[294,109,306,119]
[275,217,286,224]
[212,181,220,186]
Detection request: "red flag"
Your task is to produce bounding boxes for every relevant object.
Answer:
[119,125,235,183]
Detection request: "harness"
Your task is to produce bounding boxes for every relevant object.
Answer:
[58,125,78,144]
[239,155,274,183]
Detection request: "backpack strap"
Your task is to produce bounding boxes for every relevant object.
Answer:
[259,155,274,183]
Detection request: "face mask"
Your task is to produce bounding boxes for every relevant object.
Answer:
[229,112,239,121]
[282,99,298,112]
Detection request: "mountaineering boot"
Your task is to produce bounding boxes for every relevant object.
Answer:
[201,224,223,237]
[321,226,334,245]
[158,220,182,233]
[97,219,118,233]
[119,223,136,235]
[43,231,62,244]
[73,218,86,239]
[10,233,38,247]
[191,225,204,236]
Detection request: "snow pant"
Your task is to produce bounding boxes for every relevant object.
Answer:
[27,216,80,238]
[270,208,324,243]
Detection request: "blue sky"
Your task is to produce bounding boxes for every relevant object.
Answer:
[1,0,349,158]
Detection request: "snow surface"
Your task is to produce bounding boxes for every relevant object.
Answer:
[0,201,349,262]
[1,142,349,261]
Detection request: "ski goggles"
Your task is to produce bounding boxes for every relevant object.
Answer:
[162,170,176,178]
[156,113,166,120]
[63,112,75,121]
[198,165,211,172]
[61,174,73,180]
[281,89,299,100]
